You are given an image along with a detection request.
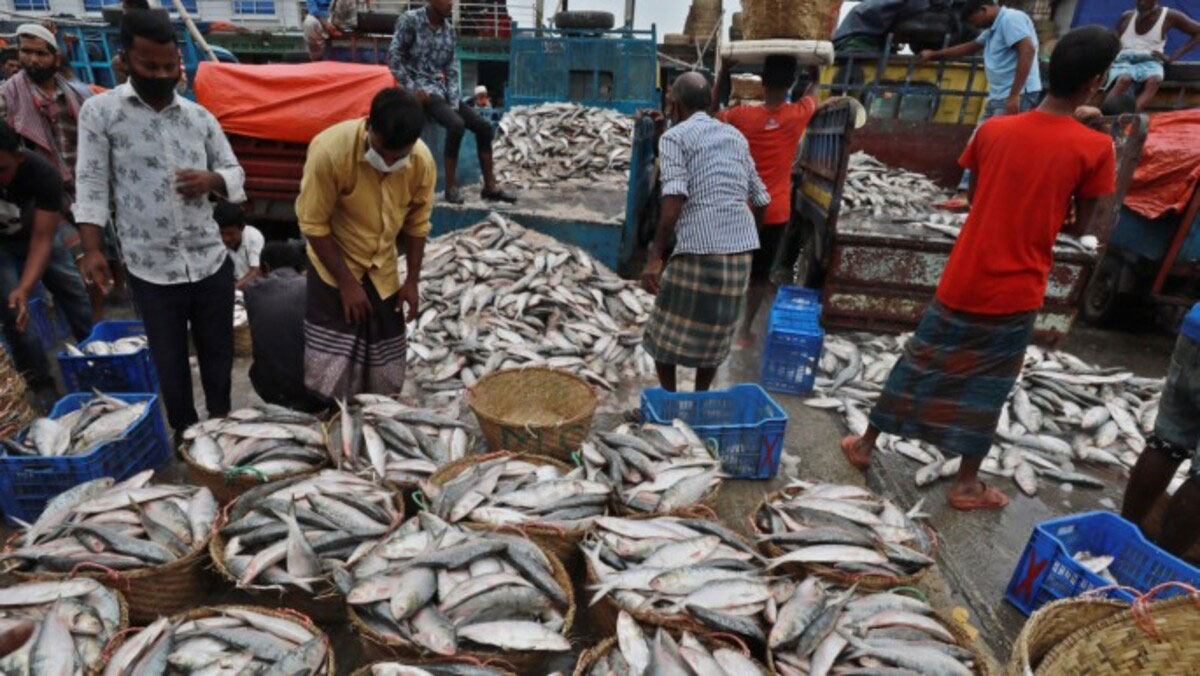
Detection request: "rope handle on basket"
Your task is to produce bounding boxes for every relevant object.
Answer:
[689,504,719,521]
[886,586,929,602]
[571,450,584,468]
[99,626,142,664]
[225,465,269,484]
[1131,582,1200,638]
[411,489,428,512]
[706,631,751,656]
[68,561,130,591]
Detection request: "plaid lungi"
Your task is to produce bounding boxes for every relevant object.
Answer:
[303,261,407,401]
[869,300,1036,457]
[643,252,752,368]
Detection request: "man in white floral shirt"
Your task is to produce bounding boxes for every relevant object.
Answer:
[73,10,246,439]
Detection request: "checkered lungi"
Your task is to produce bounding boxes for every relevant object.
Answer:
[869,300,1036,457]
[642,252,752,368]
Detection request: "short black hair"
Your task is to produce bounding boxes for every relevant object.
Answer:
[0,120,20,154]
[123,0,152,9]
[960,0,993,20]
[762,55,798,90]
[368,88,424,150]
[673,74,712,111]
[0,49,16,63]
[213,201,245,229]
[261,240,306,273]
[120,9,177,51]
[1048,25,1121,98]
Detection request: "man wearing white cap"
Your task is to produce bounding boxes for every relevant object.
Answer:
[471,85,491,109]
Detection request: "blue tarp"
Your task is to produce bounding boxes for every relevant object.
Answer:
[1072,0,1200,61]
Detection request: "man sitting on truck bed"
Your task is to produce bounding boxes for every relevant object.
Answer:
[1108,0,1200,112]
[841,26,1118,511]
[388,0,516,205]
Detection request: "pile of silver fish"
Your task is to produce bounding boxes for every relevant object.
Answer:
[581,516,776,642]
[754,481,935,580]
[328,394,471,485]
[7,392,147,457]
[342,513,572,655]
[591,609,768,675]
[5,471,217,572]
[770,580,977,676]
[181,405,327,479]
[399,215,656,401]
[807,333,1166,496]
[104,607,329,676]
[423,455,611,528]
[495,103,634,188]
[580,421,721,514]
[63,335,147,357]
[1073,550,1119,585]
[234,290,248,328]
[219,471,400,594]
[364,663,508,676]
[0,579,124,675]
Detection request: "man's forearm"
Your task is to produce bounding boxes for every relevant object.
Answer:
[400,232,425,286]
[1171,36,1200,62]
[650,196,685,260]
[20,213,56,294]
[1010,41,1035,99]
[308,234,358,287]
[931,42,980,60]
[79,222,105,254]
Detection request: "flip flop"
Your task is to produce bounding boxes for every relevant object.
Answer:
[840,435,871,470]
[947,482,1010,511]
[932,197,969,211]
[735,333,756,350]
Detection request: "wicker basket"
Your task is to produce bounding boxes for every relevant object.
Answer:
[0,342,34,440]
[749,486,937,591]
[349,660,516,676]
[233,321,252,357]
[742,0,840,40]
[1006,596,1128,676]
[731,74,765,101]
[179,439,328,505]
[349,535,575,673]
[467,367,597,462]
[573,631,762,676]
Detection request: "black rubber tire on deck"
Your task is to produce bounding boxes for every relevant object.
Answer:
[555,10,616,30]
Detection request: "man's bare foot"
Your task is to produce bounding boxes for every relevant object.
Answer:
[735,331,756,349]
[933,194,969,211]
[947,481,1009,511]
[841,435,872,470]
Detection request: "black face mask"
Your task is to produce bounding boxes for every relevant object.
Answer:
[24,64,56,85]
[130,71,178,103]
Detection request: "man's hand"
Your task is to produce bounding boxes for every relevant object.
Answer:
[7,287,29,333]
[918,49,938,63]
[79,250,112,296]
[1004,94,1021,115]
[1074,105,1104,129]
[414,89,430,104]
[641,258,664,295]
[1152,50,1169,63]
[339,280,373,325]
[638,109,664,123]
[397,279,419,322]
[175,169,219,199]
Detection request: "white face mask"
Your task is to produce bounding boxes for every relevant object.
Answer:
[365,145,411,174]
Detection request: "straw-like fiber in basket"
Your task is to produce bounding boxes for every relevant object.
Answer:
[1033,594,1200,675]
[572,631,761,676]
[749,486,937,592]
[428,450,591,578]
[1006,596,1127,676]
[0,343,34,440]
[233,321,252,357]
[350,536,575,674]
[349,660,516,676]
[467,367,596,461]
[741,0,838,40]
[180,441,327,505]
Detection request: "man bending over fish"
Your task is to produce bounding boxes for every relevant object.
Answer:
[296,87,432,400]
[641,72,770,392]
[841,26,1118,510]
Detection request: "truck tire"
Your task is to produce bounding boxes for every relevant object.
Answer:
[555,11,615,30]
[356,11,399,34]
[1081,253,1129,325]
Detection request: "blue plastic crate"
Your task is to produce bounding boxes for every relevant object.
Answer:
[641,384,788,479]
[58,320,157,393]
[0,392,170,525]
[28,296,73,354]
[761,326,825,396]
[1005,511,1200,616]
[770,286,822,331]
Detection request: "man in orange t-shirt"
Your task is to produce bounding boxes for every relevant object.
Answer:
[840,26,1119,511]
[716,55,817,347]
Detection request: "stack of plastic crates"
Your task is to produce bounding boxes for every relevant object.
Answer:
[760,286,825,396]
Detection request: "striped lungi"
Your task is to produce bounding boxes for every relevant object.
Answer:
[643,252,752,368]
[303,262,406,401]
[869,300,1036,457]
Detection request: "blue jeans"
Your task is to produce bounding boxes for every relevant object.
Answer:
[0,229,94,389]
[958,92,1042,191]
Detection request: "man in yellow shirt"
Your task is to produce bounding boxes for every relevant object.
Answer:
[295,88,434,400]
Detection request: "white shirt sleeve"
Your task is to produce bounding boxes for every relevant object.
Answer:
[245,226,265,267]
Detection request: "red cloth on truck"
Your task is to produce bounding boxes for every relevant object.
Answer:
[194,62,394,144]
[1125,110,1200,220]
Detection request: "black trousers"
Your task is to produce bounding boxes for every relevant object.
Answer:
[424,96,494,161]
[128,257,234,432]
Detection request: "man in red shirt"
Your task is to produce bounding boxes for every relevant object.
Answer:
[715,56,817,347]
[840,26,1119,510]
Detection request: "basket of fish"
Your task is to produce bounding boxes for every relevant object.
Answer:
[233,291,252,357]
[345,514,575,672]
[2,470,219,624]
[351,661,515,676]
[468,367,597,461]
[0,392,171,525]
[0,579,127,675]
[581,515,773,642]
[768,581,989,675]
[102,604,334,675]
[423,450,611,576]
[579,422,722,516]
[57,320,157,393]
[751,481,937,591]
[210,470,403,623]
[494,103,634,189]
[179,405,330,504]
[573,611,769,675]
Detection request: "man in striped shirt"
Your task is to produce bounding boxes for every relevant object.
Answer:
[642,72,770,392]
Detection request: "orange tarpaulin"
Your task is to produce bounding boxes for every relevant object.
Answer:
[194,61,394,144]
[1124,110,1200,220]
